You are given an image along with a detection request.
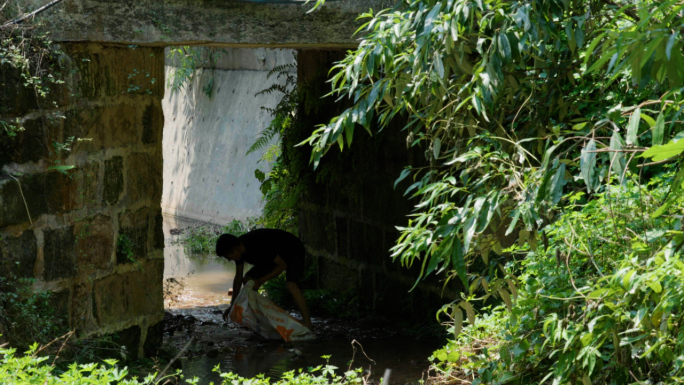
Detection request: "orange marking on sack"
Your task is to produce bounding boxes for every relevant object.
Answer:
[231,305,244,324]
[276,325,294,342]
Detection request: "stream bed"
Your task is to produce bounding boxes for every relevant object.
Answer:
[162,216,441,385]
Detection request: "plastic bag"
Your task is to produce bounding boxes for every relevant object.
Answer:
[229,281,315,342]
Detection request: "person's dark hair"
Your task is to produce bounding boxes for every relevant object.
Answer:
[216,234,240,257]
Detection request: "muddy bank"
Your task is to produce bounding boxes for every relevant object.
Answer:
[162,307,441,385]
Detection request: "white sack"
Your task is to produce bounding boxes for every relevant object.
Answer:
[229,281,315,342]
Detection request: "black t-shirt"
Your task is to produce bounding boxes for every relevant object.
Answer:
[237,229,304,266]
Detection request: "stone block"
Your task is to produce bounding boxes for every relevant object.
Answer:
[303,180,327,207]
[104,156,124,205]
[0,230,37,279]
[71,282,96,331]
[335,217,348,258]
[65,45,164,99]
[317,257,358,292]
[348,220,366,265]
[63,106,104,147]
[43,226,77,281]
[298,209,310,244]
[125,152,161,204]
[115,325,142,361]
[141,102,163,145]
[71,161,101,210]
[304,211,335,253]
[93,258,163,326]
[361,175,410,225]
[49,288,71,326]
[0,171,80,227]
[69,103,141,151]
[363,224,387,265]
[0,118,51,167]
[152,209,164,250]
[143,320,164,357]
[75,214,114,271]
[117,208,149,265]
[0,175,43,228]
[0,64,40,117]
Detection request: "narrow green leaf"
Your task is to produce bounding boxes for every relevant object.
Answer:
[610,132,626,182]
[463,215,477,253]
[583,31,609,67]
[452,237,466,285]
[588,288,610,299]
[450,18,458,41]
[640,113,656,127]
[626,107,641,145]
[498,33,511,62]
[433,137,441,159]
[505,210,521,236]
[394,168,412,189]
[434,54,445,78]
[549,163,566,204]
[580,139,597,192]
[666,32,677,60]
[452,306,464,338]
[653,112,665,146]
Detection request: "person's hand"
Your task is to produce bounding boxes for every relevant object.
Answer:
[222,305,233,322]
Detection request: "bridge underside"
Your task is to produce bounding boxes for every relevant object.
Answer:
[14,0,389,47]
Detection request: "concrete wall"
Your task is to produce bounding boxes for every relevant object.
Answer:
[12,0,392,47]
[162,48,296,223]
[0,44,165,358]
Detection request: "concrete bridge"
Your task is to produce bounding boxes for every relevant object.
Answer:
[15,0,389,47]
[1,0,454,358]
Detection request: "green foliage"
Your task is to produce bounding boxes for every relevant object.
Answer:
[251,59,302,234]
[261,262,360,318]
[0,345,158,384]
[302,0,684,288]
[116,234,141,269]
[298,0,684,382]
[176,218,259,257]
[0,345,363,385]
[166,47,223,97]
[0,275,67,351]
[0,15,66,165]
[216,360,365,385]
[125,64,157,95]
[249,62,298,156]
[432,172,684,383]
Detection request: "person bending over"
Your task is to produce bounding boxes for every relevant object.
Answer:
[215,228,312,329]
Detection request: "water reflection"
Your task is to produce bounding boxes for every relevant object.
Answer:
[178,337,435,385]
[163,215,235,309]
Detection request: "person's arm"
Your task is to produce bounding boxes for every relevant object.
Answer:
[223,262,244,321]
[232,262,244,299]
[252,255,287,290]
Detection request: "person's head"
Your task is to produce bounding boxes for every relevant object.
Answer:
[216,234,244,261]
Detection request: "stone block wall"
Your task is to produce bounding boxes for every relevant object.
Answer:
[0,43,164,358]
[294,50,461,318]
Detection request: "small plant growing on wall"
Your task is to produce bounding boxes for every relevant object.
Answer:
[116,234,143,270]
[0,3,75,169]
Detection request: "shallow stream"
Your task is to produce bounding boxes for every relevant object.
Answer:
[162,216,441,385]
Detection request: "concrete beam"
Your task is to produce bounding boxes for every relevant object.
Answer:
[14,0,393,47]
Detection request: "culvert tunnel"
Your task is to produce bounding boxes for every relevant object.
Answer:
[0,0,459,359]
